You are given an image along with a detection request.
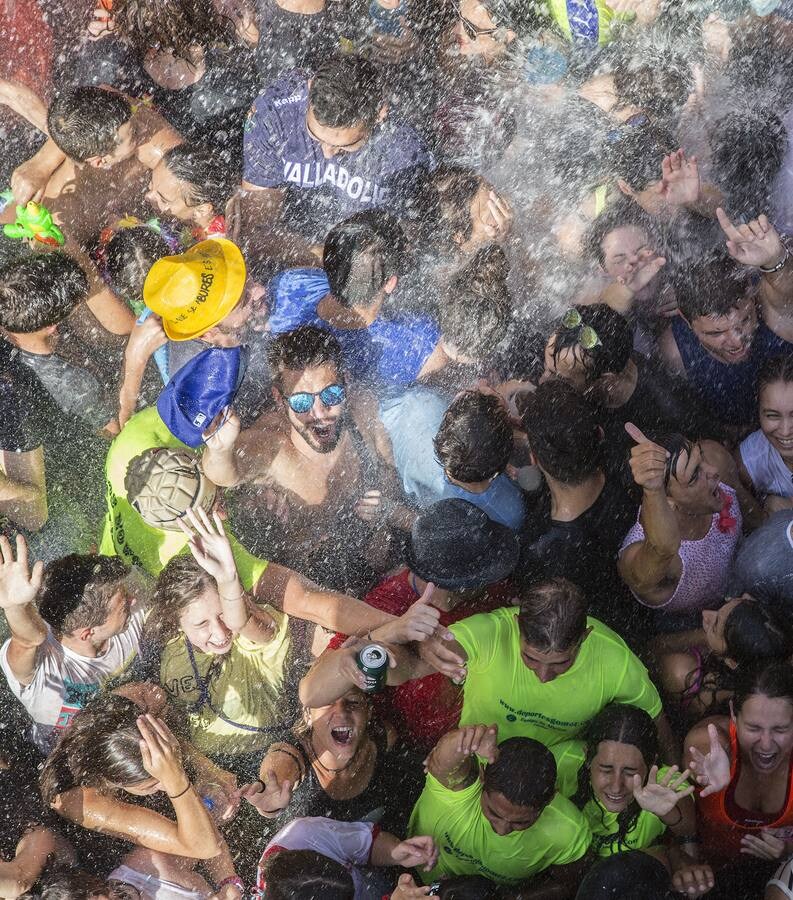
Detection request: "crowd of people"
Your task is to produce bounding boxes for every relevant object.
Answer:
[4,0,793,898]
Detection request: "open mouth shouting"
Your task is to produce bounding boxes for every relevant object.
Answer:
[329,725,355,748]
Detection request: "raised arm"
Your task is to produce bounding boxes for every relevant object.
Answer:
[426,724,498,791]
[0,827,61,899]
[179,508,278,647]
[0,447,48,533]
[685,719,732,798]
[618,423,681,606]
[0,78,48,132]
[0,536,47,686]
[54,715,221,859]
[201,412,245,487]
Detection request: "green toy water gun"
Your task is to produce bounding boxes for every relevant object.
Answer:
[1,190,65,246]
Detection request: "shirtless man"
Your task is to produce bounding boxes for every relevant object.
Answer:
[1,84,182,340]
[202,326,410,593]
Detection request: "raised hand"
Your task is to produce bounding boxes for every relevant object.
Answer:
[377,583,449,645]
[688,723,731,798]
[241,771,293,819]
[417,634,467,683]
[484,191,514,242]
[456,724,499,764]
[671,861,715,897]
[740,828,788,861]
[178,507,239,591]
[354,489,396,525]
[0,535,43,610]
[717,207,787,270]
[389,874,432,899]
[202,407,241,453]
[391,836,439,872]
[632,765,694,817]
[137,715,189,797]
[625,422,670,492]
[616,248,666,295]
[657,150,701,207]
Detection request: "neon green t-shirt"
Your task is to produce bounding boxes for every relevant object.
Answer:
[99,406,266,585]
[161,603,291,755]
[408,773,591,885]
[452,609,662,746]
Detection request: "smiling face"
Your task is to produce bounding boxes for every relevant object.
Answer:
[446,0,512,60]
[275,362,346,454]
[309,689,370,762]
[177,583,235,655]
[590,739,648,813]
[147,159,206,224]
[666,442,723,516]
[759,379,793,463]
[480,788,541,836]
[702,597,743,657]
[690,296,758,365]
[735,693,793,776]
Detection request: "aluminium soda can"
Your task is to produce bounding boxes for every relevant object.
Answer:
[356,644,388,692]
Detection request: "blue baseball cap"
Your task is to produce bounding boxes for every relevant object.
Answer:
[157,346,243,448]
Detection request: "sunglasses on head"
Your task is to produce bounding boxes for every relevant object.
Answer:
[286,383,346,415]
[456,4,499,39]
[605,112,651,144]
[561,308,602,350]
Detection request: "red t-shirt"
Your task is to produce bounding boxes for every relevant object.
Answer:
[0,0,52,96]
[329,569,517,751]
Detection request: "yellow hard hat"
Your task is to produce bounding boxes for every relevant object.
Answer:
[143,238,246,341]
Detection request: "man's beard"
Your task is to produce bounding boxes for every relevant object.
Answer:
[293,414,345,453]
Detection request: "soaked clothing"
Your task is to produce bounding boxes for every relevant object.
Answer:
[728,510,793,613]
[670,316,793,429]
[243,69,434,239]
[697,720,793,868]
[740,429,793,497]
[620,484,741,617]
[271,726,423,834]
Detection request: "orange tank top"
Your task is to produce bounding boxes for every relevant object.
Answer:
[697,720,793,866]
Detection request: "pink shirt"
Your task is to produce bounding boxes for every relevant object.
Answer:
[619,484,741,614]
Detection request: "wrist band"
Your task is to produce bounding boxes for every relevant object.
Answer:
[216,877,244,894]
[167,783,191,800]
[759,246,790,273]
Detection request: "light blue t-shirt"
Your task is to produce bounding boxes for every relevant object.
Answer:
[379,384,525,530]
[267,267,440,385]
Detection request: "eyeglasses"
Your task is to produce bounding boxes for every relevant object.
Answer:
[305,111,367,153]
[286,383,346,415]
[561,308,601,350]
[456,4,498,40]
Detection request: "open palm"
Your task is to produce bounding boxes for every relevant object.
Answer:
[0,535,43,609]
[689,724,731,798]
[717,207,786,270]
[632,765,694,817]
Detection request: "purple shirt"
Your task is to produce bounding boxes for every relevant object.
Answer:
[243,69,434,238]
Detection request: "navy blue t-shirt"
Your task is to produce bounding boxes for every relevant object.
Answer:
[267,267,440,385]
[243,69,434,238]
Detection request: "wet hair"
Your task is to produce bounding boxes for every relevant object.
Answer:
[516,578,589,652]
[733,661,793,717]
[522,380,604,484]
[267,326,344,384]
[21,871,109,900]
[582,198,657,267]
[151,554,216,643]
[709,110,787,220]
[439,246,511,360]
[40,694,151,803]
[324,210,405,308]
[674,255,750,322]
[111,0,235,58]
[607,124,676,192]
[576,851,673,900]
[309,55,383,129]
[482,737,556,810]
[612,57,692,124]
[757,354,793,401]
[47,88,133,162]
[433,391,513,483]
[162,144,239,215]
[430,166,484,245]
[102,226,170,310]
[573,704,658,854]
[37,554,130,636]
[723,601,793,666]
[548,304,634,387]
[257,850,354,900]
[0,252,88,333]
[434,877,494,900]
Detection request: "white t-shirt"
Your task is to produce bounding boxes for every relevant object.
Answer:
[0,606,145,754]
[257,817,375,899]
[740,430,793,498]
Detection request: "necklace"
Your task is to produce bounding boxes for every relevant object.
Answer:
[309,734,367,775]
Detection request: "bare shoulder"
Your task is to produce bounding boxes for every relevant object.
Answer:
[659,650,698,695]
